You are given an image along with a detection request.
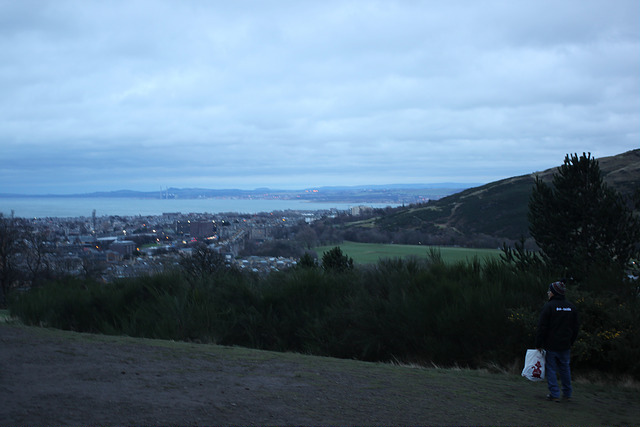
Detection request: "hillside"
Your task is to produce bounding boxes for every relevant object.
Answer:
[3,324,639,426]
[0,184,470,204]
[373,149,640,242]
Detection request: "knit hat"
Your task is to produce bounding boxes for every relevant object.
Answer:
[549,281,566,296]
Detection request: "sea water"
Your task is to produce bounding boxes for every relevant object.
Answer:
[0,197,398,218]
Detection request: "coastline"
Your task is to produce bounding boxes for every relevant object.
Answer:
[0,196,399,218]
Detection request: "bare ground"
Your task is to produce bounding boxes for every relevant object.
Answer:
[1,323,639,426]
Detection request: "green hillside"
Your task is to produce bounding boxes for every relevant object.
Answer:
[374,149,639,242]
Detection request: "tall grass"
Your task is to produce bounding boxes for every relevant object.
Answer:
[9,255,640,378]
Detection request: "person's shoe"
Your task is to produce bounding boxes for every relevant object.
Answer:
[546,394,560,402]
[562,396,572,402]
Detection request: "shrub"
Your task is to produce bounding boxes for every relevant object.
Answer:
[570,287,640,378]
[9,251,640,379]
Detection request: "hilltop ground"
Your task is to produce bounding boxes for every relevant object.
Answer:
[1,323,639,426]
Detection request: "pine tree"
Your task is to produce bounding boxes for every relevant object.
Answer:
[528,153,639,281]
[321,246,354,272]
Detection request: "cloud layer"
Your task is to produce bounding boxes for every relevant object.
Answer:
[1,0,638,193]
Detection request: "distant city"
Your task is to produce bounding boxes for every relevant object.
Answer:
[3,206,379,285]
[0,184,476,286]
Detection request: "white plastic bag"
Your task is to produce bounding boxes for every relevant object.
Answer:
[521,349,545,381]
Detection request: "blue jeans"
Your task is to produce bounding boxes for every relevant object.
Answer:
[545,349,572,398]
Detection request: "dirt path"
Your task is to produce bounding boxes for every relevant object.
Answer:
[1,323,638,426]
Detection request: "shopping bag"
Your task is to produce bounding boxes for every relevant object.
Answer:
[521,349,545,381]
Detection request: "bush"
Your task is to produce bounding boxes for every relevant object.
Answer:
[570,287,640,378]
[9,252,640,379]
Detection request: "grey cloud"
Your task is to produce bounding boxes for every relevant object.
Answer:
[0,0,637,194]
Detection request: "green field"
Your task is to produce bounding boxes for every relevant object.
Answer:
[313,241,502,265]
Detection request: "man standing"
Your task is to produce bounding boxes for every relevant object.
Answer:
[535,280,580,402]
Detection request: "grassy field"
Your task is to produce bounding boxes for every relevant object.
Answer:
[313,241,503,265]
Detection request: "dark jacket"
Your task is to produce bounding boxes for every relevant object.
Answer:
[535,295,579,351]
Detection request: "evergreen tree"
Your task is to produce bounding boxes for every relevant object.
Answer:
[321,246,354,272]
[528,152,639,280]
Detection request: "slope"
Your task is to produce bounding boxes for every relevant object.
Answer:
[2,323,639,426]
[374,149,640,242]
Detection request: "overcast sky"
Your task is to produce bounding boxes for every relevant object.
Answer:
[1,0,638,194]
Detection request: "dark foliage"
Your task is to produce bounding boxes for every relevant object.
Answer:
[528,153,640,282]
[178,243,230,286]
[0,214,22,306]
[321,246,354,272]
[297,252,318,268]
[10,250,640,379]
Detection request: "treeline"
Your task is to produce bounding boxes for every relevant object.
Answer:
[9,248,640,379]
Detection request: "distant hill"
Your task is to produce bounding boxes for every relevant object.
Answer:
[1,184,476,204]
[372,150,640,242]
